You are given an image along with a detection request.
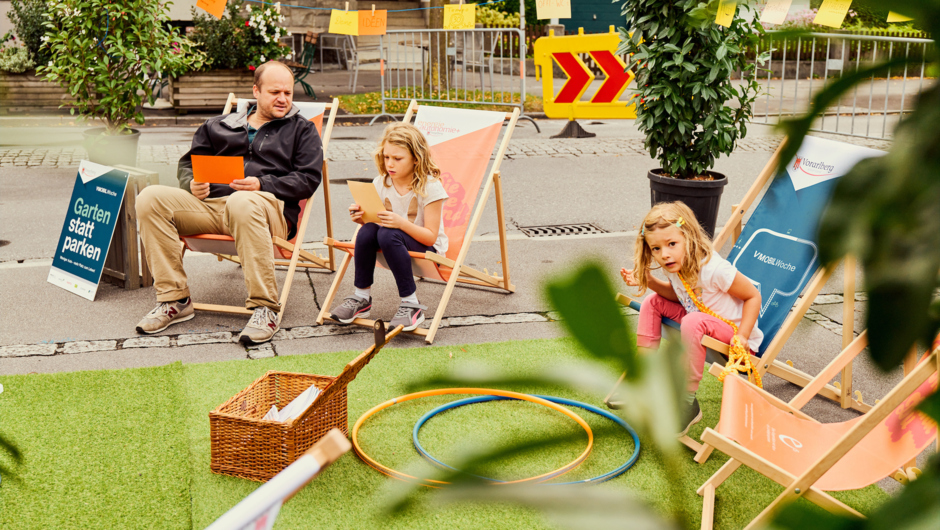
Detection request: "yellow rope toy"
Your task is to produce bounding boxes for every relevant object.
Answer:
[677,274,762,387]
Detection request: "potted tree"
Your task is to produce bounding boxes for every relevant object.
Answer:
[37,0,204,166]
[172,0,292,112]
[619,0,768,237]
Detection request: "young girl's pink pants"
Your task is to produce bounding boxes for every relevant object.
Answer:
[637,293,744,393]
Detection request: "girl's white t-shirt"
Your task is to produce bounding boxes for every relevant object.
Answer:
[665,253,764,352]
[373,175,449,254]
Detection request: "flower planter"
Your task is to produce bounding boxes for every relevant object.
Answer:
[168,69,255,112]
[648,169,728,239]
[82,128,142,167]
[0,70,74,113]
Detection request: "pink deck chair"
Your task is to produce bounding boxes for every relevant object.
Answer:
[697,332,939,530]
[179,96,339,323]
[317,100,519,343]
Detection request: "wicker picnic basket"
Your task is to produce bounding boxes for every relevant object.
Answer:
[209,322,400,482]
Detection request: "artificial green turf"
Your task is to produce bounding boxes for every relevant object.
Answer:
[0,338,892,529]
[0,362,191,529]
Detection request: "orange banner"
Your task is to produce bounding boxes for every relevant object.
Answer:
[413,107,505,260]
[718,371,937,490]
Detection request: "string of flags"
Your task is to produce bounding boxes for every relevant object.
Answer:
[197,0,575,35]
[717,0,916,29]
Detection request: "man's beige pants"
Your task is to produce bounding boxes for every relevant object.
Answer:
[136,186,288,312]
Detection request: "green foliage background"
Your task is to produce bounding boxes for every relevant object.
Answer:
[618,0,769,179]
[7,0,51,65]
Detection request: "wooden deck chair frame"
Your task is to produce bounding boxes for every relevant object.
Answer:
[316,100,518,343]
[180,95,339,323]
[697,338,938,530]
[606,139,869,454]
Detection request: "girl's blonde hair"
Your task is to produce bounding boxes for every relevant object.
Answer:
[373,122,441,197]
[633,202,713,294]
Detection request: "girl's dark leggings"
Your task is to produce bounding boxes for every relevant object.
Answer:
[354,223,435,297]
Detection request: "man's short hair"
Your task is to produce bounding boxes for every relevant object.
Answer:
[253,61,294,88]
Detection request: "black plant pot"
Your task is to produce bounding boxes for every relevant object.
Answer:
[647,169,728,239]
[82,127,140,167]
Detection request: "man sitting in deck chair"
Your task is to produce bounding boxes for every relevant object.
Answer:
[134,61,323,345]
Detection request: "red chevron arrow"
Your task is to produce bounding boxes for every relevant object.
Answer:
[589,50,633,104]
[552,52,593,104]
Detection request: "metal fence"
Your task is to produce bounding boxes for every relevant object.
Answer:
[747,32,936,140]
[370,28,537,128]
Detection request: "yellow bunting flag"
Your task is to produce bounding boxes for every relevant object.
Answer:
[813,0,852,29]
[329,8,359,36]
[359,9,388,36]
[887,11,913,23]
[760,0,793,25]
[443,3,476,30]
[715,0,738,28]
[196,0,227,19]
[535,0,571,20]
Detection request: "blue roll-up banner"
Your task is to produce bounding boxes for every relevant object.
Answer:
[47,160,129,301]
[728,136,884,355]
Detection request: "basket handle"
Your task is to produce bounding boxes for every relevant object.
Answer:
[338,321,404,384]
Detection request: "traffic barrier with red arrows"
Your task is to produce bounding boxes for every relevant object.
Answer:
[534,27,637,120]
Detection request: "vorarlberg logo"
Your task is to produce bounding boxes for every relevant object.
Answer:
[792,156,835,177]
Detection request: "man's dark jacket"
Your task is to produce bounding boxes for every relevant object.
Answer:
[177,104,323,239]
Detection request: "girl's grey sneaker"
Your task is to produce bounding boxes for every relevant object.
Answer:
[330,295,372,324]
[677,397,703,437]
[390,302,427,331]
[136,299,195,334]
[239,306,279,346]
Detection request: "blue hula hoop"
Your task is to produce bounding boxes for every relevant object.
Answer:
[412,395,641,485]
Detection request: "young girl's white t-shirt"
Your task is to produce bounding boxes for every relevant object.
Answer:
[373,175,449,254]
[665,253,764,352]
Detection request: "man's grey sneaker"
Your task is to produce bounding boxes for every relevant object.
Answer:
[239,306,279,346]
[136,299,194,334]
[677,397,703,438]
[390,302,427,332]
[330,295,372,324]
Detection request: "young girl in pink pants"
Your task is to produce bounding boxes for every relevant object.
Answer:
[622,202,762,436]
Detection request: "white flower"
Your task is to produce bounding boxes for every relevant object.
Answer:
[260,55,265,62]
[48,61,53,66]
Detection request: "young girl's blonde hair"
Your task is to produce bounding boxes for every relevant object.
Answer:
[633,202,713,294]
[373,122,441,197]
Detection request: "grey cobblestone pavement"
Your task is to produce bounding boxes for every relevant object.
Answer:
[0,134,892,167]
[0,293,863,360]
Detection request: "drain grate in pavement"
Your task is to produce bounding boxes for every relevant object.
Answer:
[519,223,607,237]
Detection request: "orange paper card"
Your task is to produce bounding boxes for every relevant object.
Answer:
[347,181,387,224]
[192,155,244,184]
[196,0,227,19]
[359,9,388,36]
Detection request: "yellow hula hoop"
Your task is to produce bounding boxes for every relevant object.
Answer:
[351,388,594,487]
[678,274,763,387]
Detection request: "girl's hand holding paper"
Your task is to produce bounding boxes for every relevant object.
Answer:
[348,203,365,225]
[376,211,405,229]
